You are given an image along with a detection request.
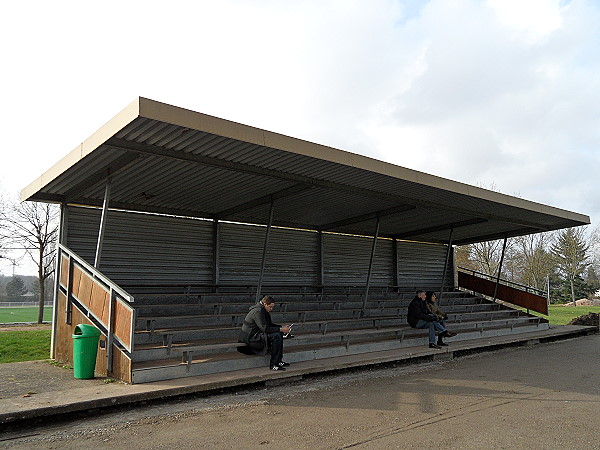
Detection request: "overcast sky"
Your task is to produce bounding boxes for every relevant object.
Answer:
[1,0,598,275]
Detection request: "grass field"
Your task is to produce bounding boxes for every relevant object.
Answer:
[0,329,51,363]
[544,305,600,325]
[0,307,53,324]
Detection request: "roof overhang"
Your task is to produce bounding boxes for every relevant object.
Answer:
[22,97,590,245]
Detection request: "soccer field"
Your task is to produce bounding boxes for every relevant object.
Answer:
[0,307,54,323]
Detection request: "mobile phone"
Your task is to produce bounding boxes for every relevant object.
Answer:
[284,323,294,337]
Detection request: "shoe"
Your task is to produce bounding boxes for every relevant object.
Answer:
[429,343,442,349]
[271,365,286,371]
[441,331,457,338]
[437,341,449,347]
[278,361,290,367]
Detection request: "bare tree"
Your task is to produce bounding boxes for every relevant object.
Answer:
[512,232,555,291]
[0,189,7,263]
[1,200,58,323]
[551,227,590,304]
[468,239,509,277]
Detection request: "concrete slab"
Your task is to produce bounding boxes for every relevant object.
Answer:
[0,325,595,427]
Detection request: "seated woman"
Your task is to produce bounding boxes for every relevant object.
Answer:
[407,290,456,349]
[425,291,456,346]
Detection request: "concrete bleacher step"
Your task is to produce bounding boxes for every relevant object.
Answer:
[133,305,522,345]
[133,297,490,320]
[133,297,508,331]
[130,314,540,363]
[130,318,548,383]
[126,289,548,383]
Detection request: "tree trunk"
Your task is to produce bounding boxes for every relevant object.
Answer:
[570,277,576,306]
[37,248,45,324]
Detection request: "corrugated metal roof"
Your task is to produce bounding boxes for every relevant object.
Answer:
[22,97,590,245]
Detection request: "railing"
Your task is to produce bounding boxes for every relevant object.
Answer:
[0,301,54,307]
[57,244,135,373]
[457,267,548,315]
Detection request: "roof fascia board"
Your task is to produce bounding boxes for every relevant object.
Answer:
[21,98,141,202]
[137,97,590,225]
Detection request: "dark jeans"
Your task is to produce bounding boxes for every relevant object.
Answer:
[267,332,284,367]
[415,319,447,344]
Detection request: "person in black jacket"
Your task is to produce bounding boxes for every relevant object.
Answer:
[407,290,455,349]
[238,296,292,371]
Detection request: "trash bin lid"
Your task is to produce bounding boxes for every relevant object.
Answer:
[73,324,101,338]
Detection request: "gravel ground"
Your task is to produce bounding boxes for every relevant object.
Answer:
[2,334,599,449]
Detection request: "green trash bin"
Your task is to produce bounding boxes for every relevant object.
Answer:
[72,324,101,379]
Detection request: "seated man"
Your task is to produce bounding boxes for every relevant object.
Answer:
[407,290,455,349]
[425,291,455,346]
[238,295,291,371]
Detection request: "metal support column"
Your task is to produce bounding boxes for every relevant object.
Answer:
[256,201,274,302]
[213,220,220,291]
[363,217,380,309]
[94,180,111,269]
[439,228,454,301]
[50,202,67,359]
[493,236,508,302]
[392,238,398,291]
[318,230,324,293]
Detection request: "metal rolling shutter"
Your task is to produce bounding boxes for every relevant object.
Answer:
[396,240,453,290]
[66,206,214,287]
[323,234,394,287]
[219,222,318,287]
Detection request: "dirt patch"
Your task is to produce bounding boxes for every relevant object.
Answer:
[561,299,600,306]
[0,323,51,332]
[568,312,600,329]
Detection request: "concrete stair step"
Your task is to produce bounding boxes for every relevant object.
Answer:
[131,315,543,362]
[130,320,548,383]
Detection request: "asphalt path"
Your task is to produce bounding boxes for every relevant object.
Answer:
[2,334,599,449]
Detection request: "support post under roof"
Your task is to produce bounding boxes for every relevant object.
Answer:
[95,180,111,269]
[256,201,275,302]
[363,217,380,309]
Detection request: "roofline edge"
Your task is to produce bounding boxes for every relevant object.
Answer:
[135,98,590,224]
[20,97,142,202]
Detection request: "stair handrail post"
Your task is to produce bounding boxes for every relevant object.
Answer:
[492,236,508,302]
[107,287,116,375]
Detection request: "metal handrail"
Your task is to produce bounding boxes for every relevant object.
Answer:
[457,266,546,297]
[58,244,134,302]
[57,244,136,374]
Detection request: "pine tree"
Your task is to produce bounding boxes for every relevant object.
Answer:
[6,276,27,301]
[551,228,590,304]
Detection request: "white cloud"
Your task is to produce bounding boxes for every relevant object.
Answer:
[1,0,599,274]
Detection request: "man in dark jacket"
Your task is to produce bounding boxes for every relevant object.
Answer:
[407,290,455,349]
[239,296,291,371]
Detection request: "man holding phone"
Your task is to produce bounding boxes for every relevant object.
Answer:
[238,295,292,371]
